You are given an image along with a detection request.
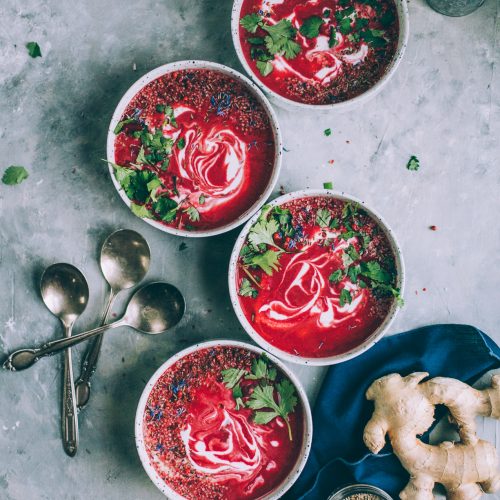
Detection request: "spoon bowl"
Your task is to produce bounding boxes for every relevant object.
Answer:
[41,264,89,327]
[100,229,150,291]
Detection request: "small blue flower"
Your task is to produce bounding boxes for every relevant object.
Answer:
[210,92,232,116]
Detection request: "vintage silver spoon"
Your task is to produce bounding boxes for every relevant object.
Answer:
[40,263,89,457]
[4,282,185,372]
[75,229,150,409]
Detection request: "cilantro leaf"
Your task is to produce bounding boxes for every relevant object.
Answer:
[153,196,178,220]
[339,17,352,35]
[199,194,206,205]
[248,217,280,249]
[360,261,392,283]
[347,264,361,283]
[256,59,274,76]
[114,118,135,135]
[248,37,265,45]
[130,203,153,218]
[329,269,343,283]
[329,218,339,229]
[185,206,200,222]
[316,208,332,228]
[254,410,279,425]
[299,16,323,39]
[222,368,246,389]
[245,355,276,381]
[26,42,41,58]
[324,128,332,136]
[346,244,360,262]
[277,379,298,415]
[406,155,420,171]
[380,9,396,28]
[239,278,258,298]
[240,13,262,33]
[177,137,186,149]
[329,26,338,48]
[2,166,28,185]
[323,181,333,189]
[248,250,281,275]
[262,20,301,59]
[339,288,352,307]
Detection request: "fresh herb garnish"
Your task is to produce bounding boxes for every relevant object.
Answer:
[240,13,262,33]
[316,208,332,228]
[256,59,274,77]
[324,128,332,137]
[329,26,338,48]
[153,197,178,221]
[199,194,206,205]
[248,216,281,250]
[262,19,301,59]
[339,288,352,307]
[185,206,200,222]
[406,155,420,171]
[239,278,258,298]
[177,137,186,149]
[246,355,277,381]
[222,368,246,389]
[329,269,343,283]
[26,42,42,58]
[323,181,333,190]
[299,16,323,39]
[131,203,153,219]
[2,166,28,185]
[114,118,135,135]
[248,250,281,275]
[339,17,352,35]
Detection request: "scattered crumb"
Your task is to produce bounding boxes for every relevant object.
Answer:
[279,185,286,195]
[179,242,187,251]
[346,140,350,144]
[422,288,427,292]
[328,160,335,165]
[283,147,290,152]
[121,357,125,363]
[429,225,437,231]
[132,62,137,71]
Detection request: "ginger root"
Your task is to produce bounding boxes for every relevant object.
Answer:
[363,372,500,500]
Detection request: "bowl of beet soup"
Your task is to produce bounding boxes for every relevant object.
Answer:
[135,340,312,499]
[107,60,282,237]
[229,189,405,365]
[232,0,409,110]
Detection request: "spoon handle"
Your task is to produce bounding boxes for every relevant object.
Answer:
[75,289,117,409]
[3,321,124,371]
[62,324,78,457]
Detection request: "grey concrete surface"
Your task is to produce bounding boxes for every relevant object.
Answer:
[0,0,498,498]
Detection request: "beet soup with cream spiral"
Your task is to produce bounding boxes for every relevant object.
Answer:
[112,69,276,230]
[238,0,399,105]
[142,346,305,500]
[235,196,401,358]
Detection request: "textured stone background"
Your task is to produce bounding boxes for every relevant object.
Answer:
[0,0,499,498]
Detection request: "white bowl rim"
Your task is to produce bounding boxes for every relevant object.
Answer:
[106,60,283,238]
[135,339,313,500]
[231,0,410,111]
[228,189,406,366]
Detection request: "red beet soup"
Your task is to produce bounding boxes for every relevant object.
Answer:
[238,0,399,105]
[142,346,305,499]
[112,69,276,230]
[236,197,401,358]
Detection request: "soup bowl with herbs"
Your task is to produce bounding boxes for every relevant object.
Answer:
[229,190,404,365]
[107,61,282,237]
[231,0,409,109]
[135,340,312,499]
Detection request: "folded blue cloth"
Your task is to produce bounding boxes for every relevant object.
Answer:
[287,324,500,499]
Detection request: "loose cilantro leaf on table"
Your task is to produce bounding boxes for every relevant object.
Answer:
[2,166,28,185]
[240,13,262,33]
[239,278,258,298]
[339,288,352,307]
[324,128,332,137]
[26,42,42,58]
[262,20,301,59]
[299,16,323,39]
[323,181,333,189]
[316,208,332,228]
[406,155,420,171]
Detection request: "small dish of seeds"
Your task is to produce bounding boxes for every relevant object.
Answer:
[328,484,393,500]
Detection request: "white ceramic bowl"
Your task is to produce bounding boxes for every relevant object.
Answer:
[228,189,405,366]
[107,60,282,237]
[231,0,410,111]
[135,339,313,499]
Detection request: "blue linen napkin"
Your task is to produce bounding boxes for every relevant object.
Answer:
[286,324,500,500]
